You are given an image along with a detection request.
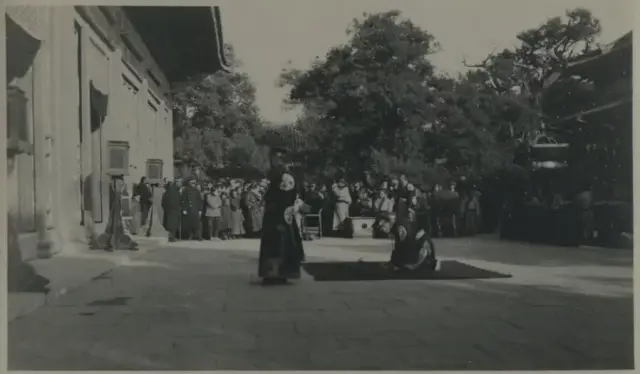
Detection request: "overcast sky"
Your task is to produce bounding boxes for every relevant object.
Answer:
[217,0,632,124]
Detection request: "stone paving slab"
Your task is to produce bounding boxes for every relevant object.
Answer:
[7,236,635,370]
[7,237,167,322]
[9,254,129,321]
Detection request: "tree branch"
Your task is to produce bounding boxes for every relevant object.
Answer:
[463,56,508,93]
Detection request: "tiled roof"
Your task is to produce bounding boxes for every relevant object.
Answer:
[566,31,632,69]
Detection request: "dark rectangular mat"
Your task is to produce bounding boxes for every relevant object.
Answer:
[302,260,511,282]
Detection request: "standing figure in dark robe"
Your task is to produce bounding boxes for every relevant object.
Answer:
[180,178,203,240]
[161,180,182,242]
[93,176,139,251]
[241,184,252,234]
[434,183,460,237]
[258,147,305,283]
[219,192,232,240]
[230,189,245,238]
[133,177,153,227]
[465,188,481,236]
[416,187,432,236]
[319,184,334,237]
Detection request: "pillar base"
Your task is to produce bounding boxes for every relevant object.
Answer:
[92,232,139,251]
[36,240,54,259]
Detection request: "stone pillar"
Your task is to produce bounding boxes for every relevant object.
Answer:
[49,7,89,253]
[135,80,149,232]
[34,8,55,258]
[90,119,103,226]
[48,7,65,252]
[0,6,7,270]
[101,48,123,224]
[136,79,149,185]
[163,107,174,181]
[79,23,93,239]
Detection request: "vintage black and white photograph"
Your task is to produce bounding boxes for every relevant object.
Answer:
[5,0,634,370]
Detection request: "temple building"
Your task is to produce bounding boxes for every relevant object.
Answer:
[547,31,632,201]
[544,31,633,245]
[5,6,229,262]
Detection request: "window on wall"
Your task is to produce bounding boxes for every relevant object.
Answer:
[146,158,164,184]
[107,141,130,176]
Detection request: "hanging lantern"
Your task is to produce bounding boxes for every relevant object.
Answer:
[530,133,570,170]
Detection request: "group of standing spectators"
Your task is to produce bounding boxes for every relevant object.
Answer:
[294,174,483,239]
[159,176,268,242]
[132,171,483,243]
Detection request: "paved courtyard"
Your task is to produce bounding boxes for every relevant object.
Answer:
[8,236,634,370]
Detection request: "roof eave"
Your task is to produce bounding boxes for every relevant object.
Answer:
[211,6,231,73]
[550,97,632,126]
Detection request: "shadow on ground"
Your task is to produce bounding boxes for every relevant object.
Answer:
[7,213,51,294]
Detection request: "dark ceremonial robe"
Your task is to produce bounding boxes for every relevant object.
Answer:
[390,195,420,267]
[92,182,138,250]
[180,185,203,237]
[161,184,181,233]
[258,167,305,279]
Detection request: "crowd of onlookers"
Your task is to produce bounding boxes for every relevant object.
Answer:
[124,173,483,242]
[124,166,632,249]
[149,176,269,242]
[314,174,483,239]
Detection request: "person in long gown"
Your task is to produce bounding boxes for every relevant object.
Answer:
[204,185,222,240]
[161,180,181,242]
[133,177,153,228]
[258,147,305,284]
[230,189,246,238]
[332,178,352,233]
[180,178,203,240]
[241,184,252,234]
[219,192,232,240]
[93,176,139,251]
[319,184,333,237]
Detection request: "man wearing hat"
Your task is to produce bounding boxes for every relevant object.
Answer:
[258,146,306,284]
[180,177,203,240]
[161,178,182,242]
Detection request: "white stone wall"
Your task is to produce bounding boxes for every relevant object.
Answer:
[6,6,176,254]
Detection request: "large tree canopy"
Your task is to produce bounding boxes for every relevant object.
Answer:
[170,8,611,188]
[172,45,270,178]
[277,8,605,185]
[465,8,601,133]
[278,11,444,182]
